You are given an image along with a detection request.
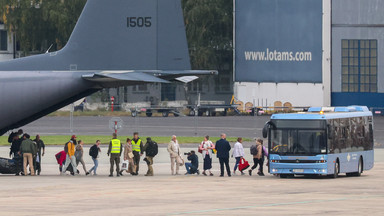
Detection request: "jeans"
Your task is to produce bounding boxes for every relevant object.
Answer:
[89,158,98,174]
[234,157,242,171]
[62,154,77,174]
[219,157,231,176]
[185,163,192,174]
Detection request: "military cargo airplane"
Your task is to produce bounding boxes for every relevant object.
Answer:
[0,0,217,136]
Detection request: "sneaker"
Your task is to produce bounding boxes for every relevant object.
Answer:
[93,173,98,176]
[249,170,252,176]
[109,174,113,177]
[86,172,90,176]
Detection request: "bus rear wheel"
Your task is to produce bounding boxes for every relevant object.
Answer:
[346,157,363,177]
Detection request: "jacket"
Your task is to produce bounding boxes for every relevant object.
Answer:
[123,143,133,162]
[199,140,214,159]
[55,151,67,166]
[187,154,199,172]
[67,141,76,157]
[167,140,181,158]
[20,139,37,155]
[215,139,231,158]
[232,142,245,158]
[254,144,263,159]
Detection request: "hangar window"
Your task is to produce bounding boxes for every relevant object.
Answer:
[0,30,7,51]
[341,39,377,93]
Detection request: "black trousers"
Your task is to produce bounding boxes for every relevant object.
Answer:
[219,157,231,176]
[251,158,264,173]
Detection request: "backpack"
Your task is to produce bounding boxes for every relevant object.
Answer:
[89,145,98,158]
[250,145,258,155]
[8,132,16,143]
[64,142,70,153]
[146,141,158,157]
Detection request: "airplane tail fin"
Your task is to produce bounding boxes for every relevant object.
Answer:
[0,0,192,71]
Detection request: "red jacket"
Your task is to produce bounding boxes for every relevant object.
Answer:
[55,151,67,166]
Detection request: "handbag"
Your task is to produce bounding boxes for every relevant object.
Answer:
[198,143,203,154]
[128,152,134,159]
[238,158,250,171]
[176,155,184,166]
[121,160,129,171]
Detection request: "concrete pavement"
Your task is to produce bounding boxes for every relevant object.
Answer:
[0,146,383,215]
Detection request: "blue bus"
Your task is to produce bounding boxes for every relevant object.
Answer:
[263,106,374,178]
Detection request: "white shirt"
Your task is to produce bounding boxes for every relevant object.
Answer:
[200,140,214,159]
[232,142,245,158]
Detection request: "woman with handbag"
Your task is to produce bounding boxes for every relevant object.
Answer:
[120,138,135,176]
[167,135,182,175]
[199,135,215,176]
[232,137,245,175]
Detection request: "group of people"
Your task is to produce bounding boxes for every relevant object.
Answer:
[7,130,268,177]
[166,133,267,177]
[8,129,45,176]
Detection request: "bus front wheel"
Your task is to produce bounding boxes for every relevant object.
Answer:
[331,161,339,178]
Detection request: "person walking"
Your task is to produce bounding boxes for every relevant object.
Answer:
[19,134,37,176]
[107,133,122,177]
[215,133,231,177]
[88,140,101,175]
[143,137,158,176]
[62,135,78,176]
[33,134,45,175]
[167,135,181,175]
[232,137,245,175]
[249,138,267,176]
[120,138,134,176]
[131,132,143,175]
[199,135,215,176]
[75,140,89,175]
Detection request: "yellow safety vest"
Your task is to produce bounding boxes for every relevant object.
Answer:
[132,139,141,152]
[111,139,121,154]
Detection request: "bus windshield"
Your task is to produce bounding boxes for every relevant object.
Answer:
[271,129,326,155]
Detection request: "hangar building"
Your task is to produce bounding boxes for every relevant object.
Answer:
[234,0,383,108]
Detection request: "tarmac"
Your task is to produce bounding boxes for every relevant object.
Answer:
[0,146,383,215]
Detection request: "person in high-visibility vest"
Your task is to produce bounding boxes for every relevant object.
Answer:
[107,133,122,177]
[131,132,143,175]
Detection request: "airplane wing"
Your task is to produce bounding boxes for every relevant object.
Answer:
[82,70,217,87]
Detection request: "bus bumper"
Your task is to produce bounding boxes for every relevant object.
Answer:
[269,163,328,175]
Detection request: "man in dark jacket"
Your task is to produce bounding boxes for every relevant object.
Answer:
[185,150,199,175]
[143,137,157,176]
[33,134,45,175]
[215,133,231,177]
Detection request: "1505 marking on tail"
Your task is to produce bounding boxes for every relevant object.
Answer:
[127,17,152,28]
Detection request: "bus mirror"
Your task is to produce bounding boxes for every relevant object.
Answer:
[262,122,269,138]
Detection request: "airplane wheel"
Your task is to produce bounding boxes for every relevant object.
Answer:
[146,112,153,117]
